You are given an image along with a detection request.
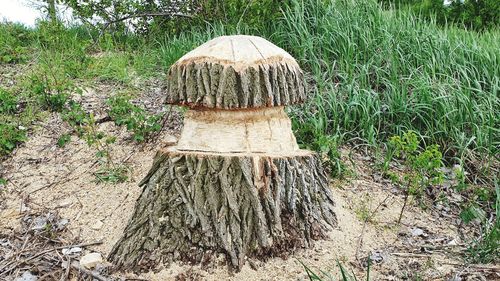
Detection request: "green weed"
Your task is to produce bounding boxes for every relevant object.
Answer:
[0,88,18,114]
[62,101,127,183]
[57,133,71,148]
[88,52,132,83]
[0,124,27,156]
[95,165,129,184]
[385,131,444,222]
[107,95,162,142]
[465,181,499,264]
[0,22,33,64]
[301,259,370,281]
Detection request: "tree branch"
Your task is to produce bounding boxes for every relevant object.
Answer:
[103,11,194,30]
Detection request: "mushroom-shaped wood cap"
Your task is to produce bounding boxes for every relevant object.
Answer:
[165,35,306,109]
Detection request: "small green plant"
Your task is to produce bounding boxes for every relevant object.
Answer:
[29,74,70,112]
[385,131,444,222]
[62,101,128,183]
[301,259,371,281]
[57,133,71,147]
[293,108,346,178]
[0,124,27,156]
[0,178,5,193]
[463,181,499,264]
[0,88,18,114]
[0,22,32,64]
[107,95,162,142]
[62,101,87,131]
[95,165,129,184]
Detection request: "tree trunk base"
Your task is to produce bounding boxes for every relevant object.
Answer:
[109,149,336,271]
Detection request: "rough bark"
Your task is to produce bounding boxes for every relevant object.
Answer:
[109,150,336,271]
[165,61,307,109]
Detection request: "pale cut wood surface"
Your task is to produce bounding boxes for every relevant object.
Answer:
[165,35,307,109]
[176,107,299,153]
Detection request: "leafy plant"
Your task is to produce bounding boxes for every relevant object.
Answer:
[107,95,162,142]
[57,133,71,148]
[29,73,71,112]
[0,22,32,64]
[466,182,500,264]
[0,124,27,156]
[385,131,444,222]
[0,88,18,114]
[62,101,127,183]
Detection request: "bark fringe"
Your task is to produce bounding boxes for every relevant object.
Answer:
[109,150,336,271]
[166,62,306,109]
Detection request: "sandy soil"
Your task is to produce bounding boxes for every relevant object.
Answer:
[1,80,497,280]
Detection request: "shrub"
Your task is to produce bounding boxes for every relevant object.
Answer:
[107,95,162,142]
[0,124,27,156]
[0,22,33,64]
[29,74,70,112]
[385,131,444,222]
[0,88,18,114]
[380,0,500,31]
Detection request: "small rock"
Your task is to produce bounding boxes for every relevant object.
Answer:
[14,271,37,281]
[58,199,73,207]
[91,220,104,230]
[447,239,458,246]
[411,228,425,237]
[0,239,11,247]
[163,135,178,146]
[56,218,69,230]
[80,253,103,269]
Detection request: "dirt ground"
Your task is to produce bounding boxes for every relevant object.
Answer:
[1,80,498,280]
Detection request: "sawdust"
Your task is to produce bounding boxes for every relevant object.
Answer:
[0,83,496,280]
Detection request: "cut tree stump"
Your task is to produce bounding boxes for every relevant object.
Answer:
[109,149,336,270]
[109,35,337,272]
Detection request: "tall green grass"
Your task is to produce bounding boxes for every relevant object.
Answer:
[274,0,498,174]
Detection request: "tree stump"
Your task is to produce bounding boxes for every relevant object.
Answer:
[109,35,337,271]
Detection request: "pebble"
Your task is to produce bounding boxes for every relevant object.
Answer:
[163,135,178,146]
[80,253,103,269]
[411,228,425,237]
[91,220,104,230]
[58,199,73,207]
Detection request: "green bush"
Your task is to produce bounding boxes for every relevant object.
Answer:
[0,22,33,64]
[29,74,70,112]
[380,0,500,31]
[107,95,162,142]
[0,88,18,114]
[0,124,27,156]
[385,131,444,216]
[196,0,286,31]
